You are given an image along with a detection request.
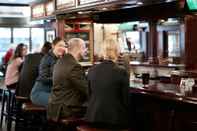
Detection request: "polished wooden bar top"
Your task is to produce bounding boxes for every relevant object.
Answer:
[130,61,185,68]
[130,79,197,104]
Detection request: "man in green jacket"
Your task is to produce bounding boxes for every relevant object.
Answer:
[47,38,88,121]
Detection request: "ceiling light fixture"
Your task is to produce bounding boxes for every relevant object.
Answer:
[136,2,143,5]
[102,7,108,11]
[78,11,83,14]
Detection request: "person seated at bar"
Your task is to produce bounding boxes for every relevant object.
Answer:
[47,38,88,122]
[30,37,66,107]
[5,43,27,89]
[85,38,129,129]
[16,42,52,98]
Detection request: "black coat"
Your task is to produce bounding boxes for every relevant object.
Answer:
[47,54,88,121]
[36,50,58,86]
[85,60,129,127]
[17,53,44,98]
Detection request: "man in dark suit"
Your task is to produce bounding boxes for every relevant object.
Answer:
[47,38,88,121]
[16,42,51,98]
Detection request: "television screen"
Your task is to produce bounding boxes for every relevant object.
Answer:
[187,0,197,10]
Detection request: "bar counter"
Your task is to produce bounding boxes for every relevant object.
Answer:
[129,61,185,79]
[130,79,197,105]
[129,79,197,131]
[130,61,185,69]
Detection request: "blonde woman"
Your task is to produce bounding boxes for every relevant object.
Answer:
[85,39,129,130]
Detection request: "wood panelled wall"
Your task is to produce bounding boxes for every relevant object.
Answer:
[56,19,65,39]
[185,15,197,70]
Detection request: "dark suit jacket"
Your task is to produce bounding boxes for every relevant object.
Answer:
[17,53,44,98]
[85,60,129,127]
[47,54,88,121]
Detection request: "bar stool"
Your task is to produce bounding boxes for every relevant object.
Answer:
[0,88,16,130]
[13,96,30,130]
[60,116,86,128]
[0,89,6,127]
[14,101,47,131]
[48,117,85,131]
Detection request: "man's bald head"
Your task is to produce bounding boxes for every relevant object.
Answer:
[67,38,85,52]
[67,38,86,60]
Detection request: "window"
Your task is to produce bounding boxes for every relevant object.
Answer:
[31,28,44,52]
[0,28,11,52]
[122,31,140,53]
[46,30,55,43]
[13,28,30,46]
[168,31,180,57]
[0,28,11,64]
[0,27,46,63]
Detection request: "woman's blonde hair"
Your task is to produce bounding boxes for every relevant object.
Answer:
[99,39,120,61]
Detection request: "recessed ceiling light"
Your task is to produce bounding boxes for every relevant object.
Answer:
[102,7,108,11]
[166,0,172,2]
[136,2,143,5]
[78,11,83,14]
[160,19,165,23]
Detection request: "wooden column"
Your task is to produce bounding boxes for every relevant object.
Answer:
[56,19,65,38]
[148,20,159,64]
[163,31,168,58]
[184,15,197,70]
[157,31,168,58]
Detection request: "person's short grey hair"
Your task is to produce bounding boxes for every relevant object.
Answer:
[67,38,85,51]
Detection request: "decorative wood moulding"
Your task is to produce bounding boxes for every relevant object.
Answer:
[56,0,76,10]
[32,4,45,18]
[54,0,183,17]
[31,0,186,20]
[78,0,105,5]
[55,0,131,13]
[31,0,55,20]
[46,1,55,16]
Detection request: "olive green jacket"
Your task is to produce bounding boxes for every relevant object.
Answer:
[47,54,88,121]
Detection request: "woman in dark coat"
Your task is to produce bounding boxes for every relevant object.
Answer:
[30,37,66,107]
[85,39,129,130]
